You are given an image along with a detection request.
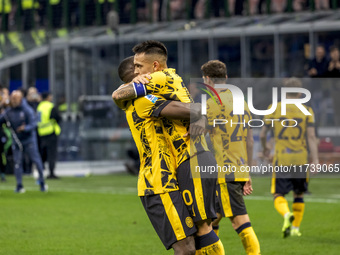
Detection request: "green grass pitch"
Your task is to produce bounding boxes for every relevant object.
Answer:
[0,174,340,254]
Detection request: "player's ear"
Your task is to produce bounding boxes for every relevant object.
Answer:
[153,61,159,71]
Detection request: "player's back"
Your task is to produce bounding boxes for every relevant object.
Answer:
[265,102,315,166]
[145,68,192,103]
[146,69,210,167]
[124,99,178,196]
[207,90,251,182]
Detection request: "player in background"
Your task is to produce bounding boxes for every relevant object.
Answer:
[260,78,319,238]
[201,60,261,255]
[113,40,225,255]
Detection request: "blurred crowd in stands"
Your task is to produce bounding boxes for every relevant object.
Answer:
[1,0,340,32]
[307,45,340,78]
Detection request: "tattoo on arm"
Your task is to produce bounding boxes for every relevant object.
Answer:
[113,83,136,101]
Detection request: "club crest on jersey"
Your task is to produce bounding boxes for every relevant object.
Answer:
[145,94,158,104]
[185,217,194,228]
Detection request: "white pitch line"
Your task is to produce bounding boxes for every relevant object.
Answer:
[245,195,340,204]
[0,186,339,203]
[0,186,137,195]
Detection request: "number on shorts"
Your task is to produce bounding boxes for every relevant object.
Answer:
[182,190,193,206]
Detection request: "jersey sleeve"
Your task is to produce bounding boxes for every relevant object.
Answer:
[144,72,167,97]
[134,95,170,119]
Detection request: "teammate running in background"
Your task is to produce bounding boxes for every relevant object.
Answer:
[202,60,261,255]
[260,78,319,238]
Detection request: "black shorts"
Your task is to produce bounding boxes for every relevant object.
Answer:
[271,177,308,195]
[215,182,248,218]
[177,151,217,223]
[271,165,308,195]
[140,191,197,250]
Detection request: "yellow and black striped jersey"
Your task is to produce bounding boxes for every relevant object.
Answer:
[264,102,315,166]
[143,68,210,167]
[206,90,251,183]
[124,97,178,197]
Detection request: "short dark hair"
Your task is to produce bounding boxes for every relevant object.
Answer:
[132,40,167,59]
[201,60,227,82]
[329,45,339,53]
[42,92,51,100]
[118,56,135,83]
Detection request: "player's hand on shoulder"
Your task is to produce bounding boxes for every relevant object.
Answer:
[132,73,152,85]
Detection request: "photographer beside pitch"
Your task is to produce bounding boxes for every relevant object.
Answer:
[201,60,261,255]
[113,41,225,254]
[260,78,319,238]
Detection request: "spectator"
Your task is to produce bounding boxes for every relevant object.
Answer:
[212,0,226,16]
[189,0,199,19]
[37,0,47,27]
[0,86,12,182]
[26,87,41,110]
[0,0,11,31]
[272,0,286,13]
[326,46,340,77]
[50,0,62,28]
[85,0,96,25]
[0,86,10,108]
[99,0,114,25]
[37,92,61,179]
[0,90,47,193]
[0,119,12,182]
[22,0,35,31]
[315,0,329,10]
[308,45,329,78]
[25,87,41,173]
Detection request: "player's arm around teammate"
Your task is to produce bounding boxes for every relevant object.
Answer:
[114,57,198,255]
[114,41,225,254]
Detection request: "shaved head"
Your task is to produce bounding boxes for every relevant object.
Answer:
[10,90,23,108]
[118,56,136,83]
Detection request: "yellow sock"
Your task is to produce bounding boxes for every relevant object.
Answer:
[213,225,219,236]
[274,196,290,217]
[199,240,225,255]
[236,223,261,255]
[292,199,305,228]
[195,230,225,255]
